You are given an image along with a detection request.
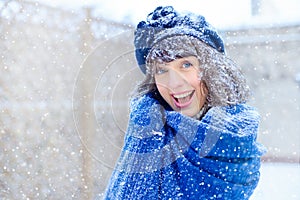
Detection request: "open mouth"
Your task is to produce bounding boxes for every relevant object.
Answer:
[172,90,195,108]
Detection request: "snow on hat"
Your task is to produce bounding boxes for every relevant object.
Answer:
[134,6,225,74]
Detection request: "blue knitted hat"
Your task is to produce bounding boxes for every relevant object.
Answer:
[134,6,225,74]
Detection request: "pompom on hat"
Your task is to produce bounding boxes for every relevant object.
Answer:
[134,6,225,74]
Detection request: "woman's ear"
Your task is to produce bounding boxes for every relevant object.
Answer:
[200,81,208,96]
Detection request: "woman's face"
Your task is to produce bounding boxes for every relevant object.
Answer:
[154,56,208,117]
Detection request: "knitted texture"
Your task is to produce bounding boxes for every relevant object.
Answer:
[103,93,266,200]
[134,6,225,73]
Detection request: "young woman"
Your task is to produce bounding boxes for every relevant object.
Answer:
[103,6,266,200]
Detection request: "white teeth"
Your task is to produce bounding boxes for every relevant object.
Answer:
[173,91,193,99]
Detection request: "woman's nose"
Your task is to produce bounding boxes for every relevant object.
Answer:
[167,69,185,89]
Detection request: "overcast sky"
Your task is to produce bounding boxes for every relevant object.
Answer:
[33,0,300,29]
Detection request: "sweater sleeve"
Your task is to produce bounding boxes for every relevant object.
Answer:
[103,128,165,199]
[103,153,161,199]
[103,96,166,200]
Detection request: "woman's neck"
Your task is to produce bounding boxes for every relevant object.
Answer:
[193,104,209,120]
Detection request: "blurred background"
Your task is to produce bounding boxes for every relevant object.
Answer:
[0,0,299,199]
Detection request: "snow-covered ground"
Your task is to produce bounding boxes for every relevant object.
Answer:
[251,162,300,200]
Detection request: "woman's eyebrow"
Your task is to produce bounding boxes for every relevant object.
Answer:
[156,64,167,69]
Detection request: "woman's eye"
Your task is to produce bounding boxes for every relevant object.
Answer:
[182,62,192,68]
[156,67,167,75]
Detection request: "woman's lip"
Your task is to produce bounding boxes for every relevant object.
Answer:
[172,90,195,108]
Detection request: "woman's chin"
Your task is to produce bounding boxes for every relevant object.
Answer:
[175,107,200,118]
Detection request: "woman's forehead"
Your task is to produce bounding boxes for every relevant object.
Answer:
[148,47,198,63]
[155,56,199,68]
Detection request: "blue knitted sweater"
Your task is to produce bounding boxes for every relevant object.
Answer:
[103,93,266,199]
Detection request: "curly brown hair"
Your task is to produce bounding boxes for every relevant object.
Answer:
[133,35,250,107]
